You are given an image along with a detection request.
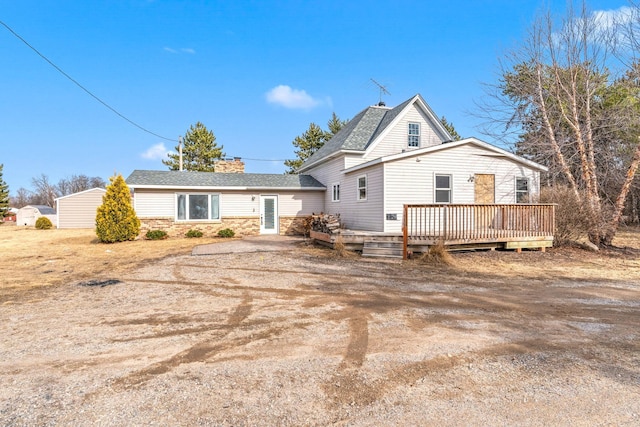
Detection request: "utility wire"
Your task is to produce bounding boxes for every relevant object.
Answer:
[0,20,177,142]
[2,20,292,163]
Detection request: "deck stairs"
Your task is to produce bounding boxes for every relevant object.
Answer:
[362,239,403,258]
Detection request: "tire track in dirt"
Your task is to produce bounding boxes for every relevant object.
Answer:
[103,293,255,391]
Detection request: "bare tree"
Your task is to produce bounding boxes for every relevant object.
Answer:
[56,174,106,197]
[10,188,32,208]
[481,2,640,246]
[31,174,59,207]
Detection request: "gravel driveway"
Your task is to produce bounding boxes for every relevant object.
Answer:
[1,244,638,426]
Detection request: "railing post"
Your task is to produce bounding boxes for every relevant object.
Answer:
[403,204,408,260]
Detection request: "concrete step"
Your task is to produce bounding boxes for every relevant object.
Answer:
[362,240,403,258]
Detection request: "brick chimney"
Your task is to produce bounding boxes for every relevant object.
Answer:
[214,157,245,173]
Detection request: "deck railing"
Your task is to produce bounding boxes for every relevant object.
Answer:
[402,204,555,258]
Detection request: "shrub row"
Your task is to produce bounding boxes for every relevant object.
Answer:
[144,228,236,240]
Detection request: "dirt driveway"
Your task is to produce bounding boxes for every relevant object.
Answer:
[1,240,639,426]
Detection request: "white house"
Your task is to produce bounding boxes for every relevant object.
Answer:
[55,187,106,229]
[126,94,547,239]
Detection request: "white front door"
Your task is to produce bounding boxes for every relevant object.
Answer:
[260,195,278,234]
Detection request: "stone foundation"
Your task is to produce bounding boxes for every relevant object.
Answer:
[279,216,311,236]
[140,216,260,237]
[141,215,311,238]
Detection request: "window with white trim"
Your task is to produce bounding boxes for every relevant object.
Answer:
[408,122,420,147]
[177,193,220,220]
[357,175,367,201]
[435,174,452,203]
[516,178,530,203]
[332,183,340,202]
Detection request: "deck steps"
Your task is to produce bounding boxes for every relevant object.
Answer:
[362,240,403,258]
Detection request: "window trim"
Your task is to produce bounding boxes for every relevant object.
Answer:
[434,173,452,204]
[331,183,340,202]
[176,193,221,221]
[408,122,421,148]
[515,177,530,203]
[357,174,367,201]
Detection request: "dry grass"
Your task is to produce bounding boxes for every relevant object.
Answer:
[0,225,227,290]
[419,239,453,266]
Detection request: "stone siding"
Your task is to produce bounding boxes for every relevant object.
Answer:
[140,216,260,237]
[279,215,311,236]
[214,158,245,173]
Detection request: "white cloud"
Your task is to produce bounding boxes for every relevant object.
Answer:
[141,143,169,160]
[592,6,634,32]
[265,85,321,110]
[164,47,196,55]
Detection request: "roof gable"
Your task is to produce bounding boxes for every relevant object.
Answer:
[299,94,452,172]
[342,137,548,174]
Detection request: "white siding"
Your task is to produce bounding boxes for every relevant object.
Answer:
[365,104,444,160]
[134,190,175,217]
[133,189,324,219]
[57,188,106,228]
[383,144,541,233]
[339,164,385,231]
[305,156,344,212]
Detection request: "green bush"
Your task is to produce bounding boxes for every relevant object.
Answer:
[145,230,168,240]
[95,174,140,243]
[35,216,53,230]
[217,228,235,238]
[185,229,203,238]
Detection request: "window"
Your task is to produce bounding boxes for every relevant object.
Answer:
[435,174,452,203]
[516,178,530,203]
[177,194,220,220]
[332,183,340,202]
[408,123,420,147]
[357,175,367,201]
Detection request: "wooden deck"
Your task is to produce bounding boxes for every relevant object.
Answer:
[310,204,555,258]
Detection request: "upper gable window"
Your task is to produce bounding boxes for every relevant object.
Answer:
[408,123,420,147]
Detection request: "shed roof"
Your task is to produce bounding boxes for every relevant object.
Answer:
[23,205,56,215]
[126,170,325,190]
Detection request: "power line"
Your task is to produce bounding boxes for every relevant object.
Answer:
[0,20,177,142]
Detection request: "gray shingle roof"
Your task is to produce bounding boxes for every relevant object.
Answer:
[126,170,325,190]
[300,94,451,171]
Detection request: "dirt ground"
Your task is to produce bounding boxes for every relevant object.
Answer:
[1,226,639,426]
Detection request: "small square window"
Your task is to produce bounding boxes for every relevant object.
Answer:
[435,174,451,203]
[357,175,367,201]
[408,123,420,147]
[332,183,340,202]
[516,178,530,203]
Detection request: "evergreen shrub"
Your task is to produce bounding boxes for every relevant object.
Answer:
[95,175,140,243]
[35,217,53,230]
[217,228,235,238]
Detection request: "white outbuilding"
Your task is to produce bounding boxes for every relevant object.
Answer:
[55,188,106,229]
[16,205,57,227]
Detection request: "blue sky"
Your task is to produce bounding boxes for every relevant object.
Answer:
[0,0,629,194]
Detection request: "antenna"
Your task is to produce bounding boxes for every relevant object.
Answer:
[370,78,390,106]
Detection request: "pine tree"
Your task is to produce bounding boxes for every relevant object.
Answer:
[163,122,224,172]
[95,175,140,243]
[440,116,461,141]
[284,113,349,174]
[0,164,9,219]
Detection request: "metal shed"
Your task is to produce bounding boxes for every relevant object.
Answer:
[55,188,106,229]
[16,205,57,227]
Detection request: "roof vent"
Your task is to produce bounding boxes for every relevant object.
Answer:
[377,101,386,107]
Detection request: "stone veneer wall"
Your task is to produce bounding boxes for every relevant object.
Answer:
[140,216,260,237]
[279,215,311,236]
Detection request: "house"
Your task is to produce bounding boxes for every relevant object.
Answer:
[3,208,18,223]
[55,188,106,229]
[126,160,325,236]
[126,94,550,247]
[16,205,56,227]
